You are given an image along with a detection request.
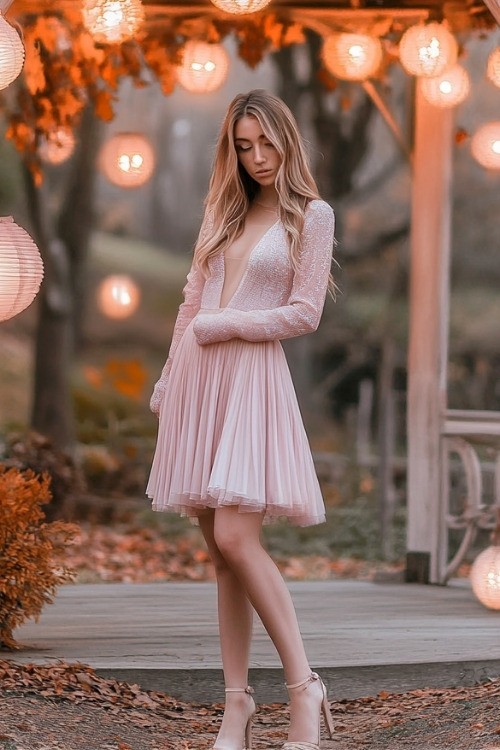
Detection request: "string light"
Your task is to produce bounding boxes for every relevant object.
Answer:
[487,47,500,88]
[399,22,458,77]
[420,64,470,108]
[97,275,140,319]
[82,0,145,44]
[99,132,155,188]
[471,122,500,170]
[39,129,76,165]
[322,33,383,81]
[209,0,271,14]
[177,40,229,94]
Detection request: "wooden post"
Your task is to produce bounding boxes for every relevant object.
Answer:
[405,81,454,584]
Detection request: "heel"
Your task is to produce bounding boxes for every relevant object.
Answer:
[213,686,255,750]
[319,678,334,738]
[244,714,253,749]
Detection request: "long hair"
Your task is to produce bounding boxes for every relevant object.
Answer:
[193,89,326,279]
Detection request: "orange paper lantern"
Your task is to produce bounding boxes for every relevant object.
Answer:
[210,0,271,14]
[399,22,458,78]
[82,0,145,44]
[97,275,140,319]
[0,11,25,91]
[420,64,470,108]
[99,132,155,188]
[0,217,44,322]
[322,33,383,81]
[471,122,500,170]
[177,41,229,94]
[487,47,500,88]
[39,129,76,165]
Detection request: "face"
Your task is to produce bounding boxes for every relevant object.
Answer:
[234,115,281,187]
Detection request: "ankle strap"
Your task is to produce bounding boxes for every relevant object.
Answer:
[285,672,319,690]
[225,686,254,694]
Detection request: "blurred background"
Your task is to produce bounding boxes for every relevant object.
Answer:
[1,4,499,574]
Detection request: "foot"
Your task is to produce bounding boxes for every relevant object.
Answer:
[286,673,324,746]
[213,688,255,750]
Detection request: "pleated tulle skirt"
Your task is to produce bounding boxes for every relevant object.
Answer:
[146,320,325,527]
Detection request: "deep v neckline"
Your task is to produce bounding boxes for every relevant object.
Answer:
[219,219,279,308]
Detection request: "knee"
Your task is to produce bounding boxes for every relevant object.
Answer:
[213,525,252,567]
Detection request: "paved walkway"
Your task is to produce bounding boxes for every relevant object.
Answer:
[9,579,500,702]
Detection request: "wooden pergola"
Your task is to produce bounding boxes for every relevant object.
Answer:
[3,0,500,583]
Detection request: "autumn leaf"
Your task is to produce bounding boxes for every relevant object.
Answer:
[23,39,46,94]
[94,89,115,122]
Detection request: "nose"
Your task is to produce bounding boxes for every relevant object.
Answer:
[254,144,266,164]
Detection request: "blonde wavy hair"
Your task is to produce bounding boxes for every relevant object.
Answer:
[193,89,334,289]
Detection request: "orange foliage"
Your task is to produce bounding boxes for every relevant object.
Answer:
[83,358,147,401]
[0,466,77,650]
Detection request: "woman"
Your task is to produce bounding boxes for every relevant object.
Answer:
[147,89,336,750]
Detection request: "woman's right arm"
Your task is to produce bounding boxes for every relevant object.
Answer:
[150,210,212,415]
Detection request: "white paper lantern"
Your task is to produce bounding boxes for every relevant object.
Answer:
[39,129,76,165]
[420,64,470,108]
[0,217,44,322]
[322,33,383,81]
[210,0,271,14]
[99,132,155,188]
[471,122,500,170]
[82,0,145,44]
[0,12,25,91]
[97,274,140,319]
[177,41,229,94]
[470,545,500,610]
[487,47,500,88]
[399,22,458,78]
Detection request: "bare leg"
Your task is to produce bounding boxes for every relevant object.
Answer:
[198,512,255,748]
[212,508,321,744]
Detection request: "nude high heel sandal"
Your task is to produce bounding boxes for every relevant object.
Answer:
[282,672,334,750]
[212,686,255,750]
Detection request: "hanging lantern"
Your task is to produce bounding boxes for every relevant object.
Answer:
[0,12,25,91]
[322,33,383,81]
[39,129,76,165]
[487,47,500,88]
[177,40,229,94]
[209,0,271,14]
[420,64,470,108]
[471,122,500,170]
[0,217,44,322]
[82,0,145,44]
[470,513,500,610]
[97,275,140,319]
[399,22,458,78]
[99,132,155,188]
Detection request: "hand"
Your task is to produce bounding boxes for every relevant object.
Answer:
[149,379,167,416]
[193,312,233,346]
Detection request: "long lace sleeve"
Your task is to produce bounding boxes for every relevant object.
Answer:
[150,212,211,415]
[193,201,335,346]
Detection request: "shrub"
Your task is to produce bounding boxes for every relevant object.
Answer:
[0,465,77,650]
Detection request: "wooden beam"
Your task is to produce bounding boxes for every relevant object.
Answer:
[405,81,454,585]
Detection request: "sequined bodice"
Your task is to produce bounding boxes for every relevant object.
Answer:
[149,199,335,413]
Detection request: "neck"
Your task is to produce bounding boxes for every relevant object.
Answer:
[254,190,279,209]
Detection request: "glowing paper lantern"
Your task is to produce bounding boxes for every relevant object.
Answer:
[99,132,155,188]
[39,129,76,165]
[0,12,25,91]
[322,33,383,81]
[470,517,500,610]
[471,122,500,170]
[420,64,470,108]
[399,22,458,78]
[97,275,140,319]
[210,0,271,14]
[177,41,229,94]
[0,217,44,322]
[487,48,500,88]
[82,0,145,44]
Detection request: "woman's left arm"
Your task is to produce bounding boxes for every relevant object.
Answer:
[194,201,335,345]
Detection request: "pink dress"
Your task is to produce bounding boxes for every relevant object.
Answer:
[146,199,335,526]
